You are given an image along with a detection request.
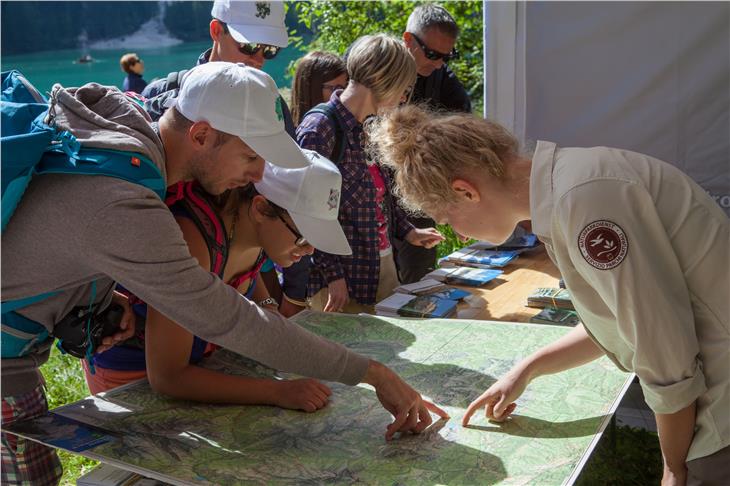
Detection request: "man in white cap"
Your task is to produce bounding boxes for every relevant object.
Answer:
[143,0,294,135]
[161,62,311,192]
[142,0,311,319]
[1,63,447,485]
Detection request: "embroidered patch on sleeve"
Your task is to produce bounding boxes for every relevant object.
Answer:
[578,220,628,270]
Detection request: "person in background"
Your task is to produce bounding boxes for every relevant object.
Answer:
[368,103,729,486]
[403,4,471,113]
[291,51,348,127]
[142,0,309,318]
[296,34,443,314]
[263,51,346,314]
[395,4,472,284]
[120,53,147,94]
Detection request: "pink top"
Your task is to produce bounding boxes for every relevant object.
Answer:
[368,164,391,253]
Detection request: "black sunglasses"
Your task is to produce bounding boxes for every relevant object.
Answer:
[410,33,458,62]
[277,213,309,248]
[219,20,281,59]
[237,43,281,60]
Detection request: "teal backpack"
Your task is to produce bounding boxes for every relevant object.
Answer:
[1,70,166,360]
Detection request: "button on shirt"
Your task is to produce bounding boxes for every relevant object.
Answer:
[530,141,729,461]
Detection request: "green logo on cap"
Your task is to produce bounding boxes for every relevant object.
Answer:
[256,2,271,19]
[275,96,284,121]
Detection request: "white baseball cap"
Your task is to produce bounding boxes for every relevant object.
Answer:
[172,62,309,169]
[211,0,288,48]
[255,150,352,255]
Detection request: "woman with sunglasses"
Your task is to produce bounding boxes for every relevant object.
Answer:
[296,34,444,315]
[83,152,351,413]
[291,51,348,127]
[368,104,730,486]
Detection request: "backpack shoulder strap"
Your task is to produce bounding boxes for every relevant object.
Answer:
[165,69,189,92]
[305,103,346,164]
[169,182,229,278]
[38,134,166,200]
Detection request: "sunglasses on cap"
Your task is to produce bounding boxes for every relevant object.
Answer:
[277,213,309,248]
[410,33,458,63]
[237,42,281,60]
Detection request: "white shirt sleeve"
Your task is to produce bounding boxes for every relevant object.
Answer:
[556,178,706,414]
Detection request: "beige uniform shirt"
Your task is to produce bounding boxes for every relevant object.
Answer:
[530,141,729,461]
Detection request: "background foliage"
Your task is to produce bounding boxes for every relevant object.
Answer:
[289,1,484,113]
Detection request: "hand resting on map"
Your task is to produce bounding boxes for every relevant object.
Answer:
[362,360,450,440]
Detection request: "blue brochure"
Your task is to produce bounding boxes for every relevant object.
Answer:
[4,412,115,452]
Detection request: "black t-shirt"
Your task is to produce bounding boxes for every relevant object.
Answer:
[411,64,471,113]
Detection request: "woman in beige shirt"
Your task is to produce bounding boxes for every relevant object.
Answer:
[367,104,729,486]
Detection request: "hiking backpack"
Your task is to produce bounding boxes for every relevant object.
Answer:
[1,70,167,360]
[304,103,347,164]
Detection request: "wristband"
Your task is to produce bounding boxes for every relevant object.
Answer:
[258,297,278,308]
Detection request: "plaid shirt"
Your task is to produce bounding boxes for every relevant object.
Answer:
[2,385,62,486]
[296,92,414,305]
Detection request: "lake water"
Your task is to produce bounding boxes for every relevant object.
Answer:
[1,41,302,95]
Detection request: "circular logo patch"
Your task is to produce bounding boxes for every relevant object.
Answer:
[578,220,628,270]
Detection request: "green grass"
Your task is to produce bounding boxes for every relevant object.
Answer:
[577,422,662,485]
[39,346,99,485]
[436,223,474,259]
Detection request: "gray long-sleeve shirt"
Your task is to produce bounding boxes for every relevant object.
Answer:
[1,83,369,396]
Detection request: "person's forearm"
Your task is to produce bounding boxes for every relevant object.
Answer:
[89,195,370,385]
[520,324,604,381]
[361,360,386,387]
[656,401,696,478]
[148,364,281,405]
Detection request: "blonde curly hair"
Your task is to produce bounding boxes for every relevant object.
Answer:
[366,104,520,216]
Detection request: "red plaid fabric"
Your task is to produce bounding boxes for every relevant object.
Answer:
[2,385,62,486]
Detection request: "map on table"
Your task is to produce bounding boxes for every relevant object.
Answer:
[7,311,632,485]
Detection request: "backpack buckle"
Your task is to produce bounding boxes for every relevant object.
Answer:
[55,130,81,164]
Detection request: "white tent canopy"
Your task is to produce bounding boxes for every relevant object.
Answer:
[484,1,730,215]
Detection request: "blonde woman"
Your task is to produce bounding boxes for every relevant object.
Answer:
[368,104,729,486]
[296,34,443,314]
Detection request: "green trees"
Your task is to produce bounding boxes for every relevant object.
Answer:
[289,1,484,112]
[1,2,159,55]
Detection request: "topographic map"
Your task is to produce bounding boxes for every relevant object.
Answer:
[14,312,632,485]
